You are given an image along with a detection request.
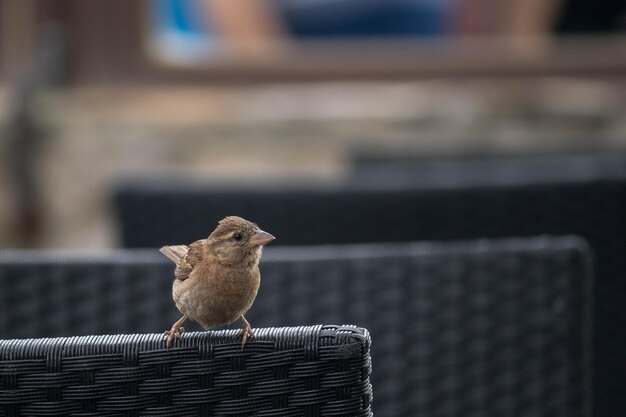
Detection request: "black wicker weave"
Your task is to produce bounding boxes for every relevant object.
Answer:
[0,251,173,338]
[349,152,626,417]
[113,153,625,417]
[0,325,372,417]
[0,236,592,417]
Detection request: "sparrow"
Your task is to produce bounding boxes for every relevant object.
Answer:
[159,216,275,349]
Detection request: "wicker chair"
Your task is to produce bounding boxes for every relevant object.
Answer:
[0,325,372,416]
[349,151,626,417]
[0,236,592,417]
[113,153,625,417]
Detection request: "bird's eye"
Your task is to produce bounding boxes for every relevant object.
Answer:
[233,233,243,241]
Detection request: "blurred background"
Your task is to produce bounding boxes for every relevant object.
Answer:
[1,0,625,416]
[0,0,624,248]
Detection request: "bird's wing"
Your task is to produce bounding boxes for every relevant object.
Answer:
[159,245,189,263]
[160,240,204,281]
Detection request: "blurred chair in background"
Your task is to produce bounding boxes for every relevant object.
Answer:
[0,236,592,417]
[114,152,624,417]
[351,151,626,417]
[556,0,626,33]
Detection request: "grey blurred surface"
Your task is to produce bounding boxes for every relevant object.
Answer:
[0,79,625,248]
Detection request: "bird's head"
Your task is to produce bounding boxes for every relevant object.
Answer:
[207,216,275,266]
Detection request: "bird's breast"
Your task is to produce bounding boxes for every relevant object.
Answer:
[172,264,260,329]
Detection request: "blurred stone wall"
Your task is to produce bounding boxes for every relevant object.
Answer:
[1,79,625,248]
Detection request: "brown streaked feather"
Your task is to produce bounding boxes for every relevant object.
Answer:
[185,240,204,266]
[161,240,205,281]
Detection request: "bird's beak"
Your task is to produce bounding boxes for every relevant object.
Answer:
[249,230,275,246]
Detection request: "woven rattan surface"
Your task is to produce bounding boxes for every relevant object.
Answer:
[114,155,624,417]
[349,152,625,417]
[0,237,592,417]
[0,325,372,417]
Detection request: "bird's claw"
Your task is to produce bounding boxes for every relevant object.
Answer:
[163,325,185,349]
[237,325,255,350]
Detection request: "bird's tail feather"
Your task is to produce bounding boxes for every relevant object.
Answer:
[159,245,189,263]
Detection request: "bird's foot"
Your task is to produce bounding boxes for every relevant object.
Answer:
[237,324,255,350]
[163,324,185,349]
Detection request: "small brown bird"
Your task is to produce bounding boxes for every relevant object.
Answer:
[160,216,275,349]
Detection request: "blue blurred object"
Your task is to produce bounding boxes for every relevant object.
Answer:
[154,0,205,33]
[148,0,216,62]
[280,0,457,37]
[147,0,457,63]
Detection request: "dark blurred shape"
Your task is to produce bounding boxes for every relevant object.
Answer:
[114,152,625,417]
[0,325,372,416]
[280,0,453,37]
[0,236,592,417]
[115,154,626,248]
[351,151,626,187]
[556,0,626,33]
[1,22,66,247]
